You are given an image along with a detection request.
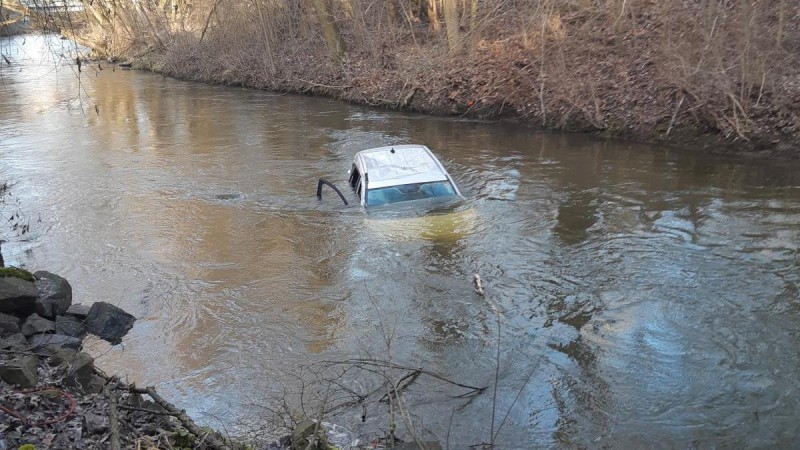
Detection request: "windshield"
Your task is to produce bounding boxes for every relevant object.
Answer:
[366,181,456,206]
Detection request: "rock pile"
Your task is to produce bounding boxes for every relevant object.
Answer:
[0,269,228,449]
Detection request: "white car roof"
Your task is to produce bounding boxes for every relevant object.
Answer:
[355,145,449,189]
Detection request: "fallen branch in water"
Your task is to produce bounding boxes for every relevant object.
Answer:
[127,386,230,450]
[322,358,487,398]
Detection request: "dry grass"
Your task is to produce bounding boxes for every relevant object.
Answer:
[26,0,800,155]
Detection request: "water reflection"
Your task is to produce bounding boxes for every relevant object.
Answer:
[2,34,800,449]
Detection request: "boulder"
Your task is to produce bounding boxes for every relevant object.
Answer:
[0,332,27,350]
[85,302,135,345]
[0,312,20,336]
[49,347,78,367]
[66,352,102,393]
[34,271,73,319]
[0,355,38,388]
[83,413,108,434]
[28,333,82,352]
[55,315,87,337]
[292,420,330,450]
[65,303,91,319]
[21,313,56,337]
[0,277,38,314]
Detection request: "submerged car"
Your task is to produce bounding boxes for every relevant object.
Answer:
[316,144,475,241]
[317,144,462,207]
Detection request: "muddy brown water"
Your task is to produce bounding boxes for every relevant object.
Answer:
[1,35,799,448]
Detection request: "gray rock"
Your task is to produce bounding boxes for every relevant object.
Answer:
[65,303,91,319]
[83,413,108,434]
[0,277,38,314]
[0,355,38,388]
[34,271,73,319]
[0,312,20,336]
[66,352,101,393]
[292,420,328,450]
[0,332,27,350]
[21,313,56,337]
[85,302,135,345]
[49,347,78,366]
[28,333,82,352]
[55,315,87,337]
[66,352,93,382]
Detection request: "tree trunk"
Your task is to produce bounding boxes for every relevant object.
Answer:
[348,0,364,48]
[311,0,346,62]
[426,0,440,31]
[443,0,458,50]
[386,0,398,27]
[255,0,276,76]
[776,0,785,48]
[469,0,477,32]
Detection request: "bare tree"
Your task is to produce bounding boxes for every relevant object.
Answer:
[311,0,346,62]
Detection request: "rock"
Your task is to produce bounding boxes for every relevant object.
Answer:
[65,303,91,319]
[0,312,20,336]
[83,413,108,434]
[85,302,135,345]
[49,347,78,366]
[28,333,82,352]
[64,352,103,393]
[0,355,38,388]
[0,332,27,350]
[21,313,56,337]
[0,277,38,314]
[55,315,87,337]
[292,420,329,450]
[65,352,101,394]
[34,271,73,319]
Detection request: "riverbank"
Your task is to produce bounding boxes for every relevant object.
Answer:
[0,266,428,449]
[91,1,800,161]
[0,268,239,449]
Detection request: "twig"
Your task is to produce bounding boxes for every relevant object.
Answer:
[118,405,179,416]
[105,385,121,450]
[127,386,229,450]
[296,78,351,90]
[325,358,487,396]
[379,370,421,403]
[665,93,685,137]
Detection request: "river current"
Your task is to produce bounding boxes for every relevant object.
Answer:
[1,35,799,448]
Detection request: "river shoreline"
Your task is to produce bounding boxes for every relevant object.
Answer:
[0,268,240,449]
[110,26,799,162]
[117,53,795,162]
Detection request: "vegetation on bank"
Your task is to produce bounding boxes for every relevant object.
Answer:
[3,0,799,157]
[0,267,35,282]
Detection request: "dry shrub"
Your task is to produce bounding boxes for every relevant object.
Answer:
[40,0,800,148]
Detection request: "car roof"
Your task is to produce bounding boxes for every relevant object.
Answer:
[355,145,449,189]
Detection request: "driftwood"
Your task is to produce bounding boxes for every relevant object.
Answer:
[93,367,229,450]
[131,386,229,450]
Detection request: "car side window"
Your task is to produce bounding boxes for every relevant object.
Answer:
[349,166,361,188]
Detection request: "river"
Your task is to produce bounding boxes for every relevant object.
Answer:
[1,35,799,448]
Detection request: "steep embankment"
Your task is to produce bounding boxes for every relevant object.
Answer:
[142,1,800,159]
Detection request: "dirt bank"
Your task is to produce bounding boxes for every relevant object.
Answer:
[100,1,798,160]
[9,0,800,158]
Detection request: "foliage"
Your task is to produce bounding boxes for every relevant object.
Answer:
[0,266,35,282]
